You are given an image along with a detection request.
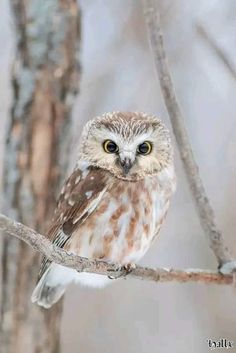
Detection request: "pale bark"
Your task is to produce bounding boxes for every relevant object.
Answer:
[0,1,80,353]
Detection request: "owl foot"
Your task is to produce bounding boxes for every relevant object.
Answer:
[107,263,136,280]
[123,263,136,275]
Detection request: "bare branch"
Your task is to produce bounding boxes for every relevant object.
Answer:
[196,24,236,80]
[142,0,232,267]
[0,213,233,285]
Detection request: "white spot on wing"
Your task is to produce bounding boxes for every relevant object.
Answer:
[68,199,75,206]
[75,176,81,184]
[85,191,93,198]
[72,187,107,225]
[64,193,70,200]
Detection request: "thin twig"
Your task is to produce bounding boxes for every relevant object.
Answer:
[0,213,233,285]
[143,0,232,267]
[196,23,236,80]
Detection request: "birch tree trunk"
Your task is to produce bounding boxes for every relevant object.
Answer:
[0,1,80,352]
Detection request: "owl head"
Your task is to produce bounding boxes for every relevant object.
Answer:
[78,112,173,181]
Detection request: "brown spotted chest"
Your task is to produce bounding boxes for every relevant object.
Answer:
[64,169,174,264]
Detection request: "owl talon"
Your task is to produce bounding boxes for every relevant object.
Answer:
[107,265,123,279]
[123,263,136,275]
[107,263,136,280]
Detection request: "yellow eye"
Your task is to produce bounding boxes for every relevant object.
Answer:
[103,140,119,154]
[137,141,152,155]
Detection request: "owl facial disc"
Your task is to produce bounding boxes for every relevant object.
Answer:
[78,112,173,181]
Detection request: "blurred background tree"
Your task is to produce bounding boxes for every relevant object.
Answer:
[0,1,80,352]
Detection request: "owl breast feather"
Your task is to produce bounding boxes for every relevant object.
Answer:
[65,164,175,265]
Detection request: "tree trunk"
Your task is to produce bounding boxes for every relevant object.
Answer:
[0,1,81,352]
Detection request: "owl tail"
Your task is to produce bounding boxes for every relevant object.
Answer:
[31,265,67,309]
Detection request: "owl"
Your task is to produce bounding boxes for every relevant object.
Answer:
[31,112,176,308]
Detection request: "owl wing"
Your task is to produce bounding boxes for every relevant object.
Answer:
[38,165,109,280]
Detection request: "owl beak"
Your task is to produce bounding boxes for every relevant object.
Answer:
[119,157,133,175]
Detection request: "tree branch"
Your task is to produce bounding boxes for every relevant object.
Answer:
[142,0,232,267]
[0,213,233,285]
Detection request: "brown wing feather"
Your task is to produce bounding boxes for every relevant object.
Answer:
[38,166,109,280]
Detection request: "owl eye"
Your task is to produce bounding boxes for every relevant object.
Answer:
[137,141,152,155]
[103,140,119,154]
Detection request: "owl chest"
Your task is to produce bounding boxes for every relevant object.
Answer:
[70,176,170,263]
[107,178,169,262]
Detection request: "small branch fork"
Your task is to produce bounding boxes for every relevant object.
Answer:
[0,213,233,285]
[142,0,235,275]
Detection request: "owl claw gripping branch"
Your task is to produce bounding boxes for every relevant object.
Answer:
[107,263,137,280]
[31,112,176,308]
